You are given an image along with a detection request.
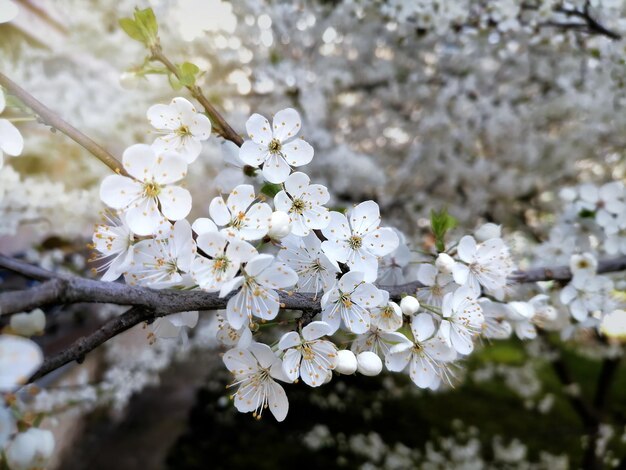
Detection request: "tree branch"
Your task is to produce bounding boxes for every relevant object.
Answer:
[3,254,626,316]
[149,45,244,147]
[0,72,127,175]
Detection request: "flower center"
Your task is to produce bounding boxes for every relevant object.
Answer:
[230,211,247,229]
[213,256,230,274]
[302,344,315,361]
[176,125,192,137]
[291,198,307,215]
[340,293,353,309]
[381,306,394,318]
[348,235,363,250]
[268,138,282,154]
[143,181,162,198]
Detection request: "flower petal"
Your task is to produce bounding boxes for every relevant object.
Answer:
[0,119,23,156]
[159,186,192,221]
[272,108,301,142]
[227,184,256,215]
[153,154,188,184]
[123,144,157,182]
[239,140,268,167]
[281,139,313,167]
[100,175,143,209]
[262,154,291,184]
[209,196,231,226]
[246,113,273,145]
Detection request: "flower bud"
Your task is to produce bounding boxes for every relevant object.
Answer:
[475,223,501,242]
[435,253,455,275]
[600,310,626,341]
[10,309,46,337]
[356,351,383,376]
[6,428,55,470]
[335,349,357,375]
[268,211,291,239]
[400,296,420,316]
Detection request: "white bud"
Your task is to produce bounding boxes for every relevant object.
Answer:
[600,310,626,341]
[400,296,420,316]
[119,71,141,90]
[475,223,501,242]
[6,428,55,470]
[356,351,383,376]
[335,349,357,375]
[435,253,456,275]
[268,211,291,239]
[10,309,46,337]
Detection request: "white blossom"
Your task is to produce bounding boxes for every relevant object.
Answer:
[5,428,55,470]
[416,264,456,307]
[321,271,382,334]
[225,254,298,329]
[278,321,338,387]
[91,212,135,282]
[278,233,339,294]
[0,88,24,168]
[239,108,314,183]
[9,309,45,337]
[560,274,613,322]
[440,286,484,355]
[0,335,43,391]
[147,97,211,163]
[273,171,330,236]
[125,220,195,288]
[600,309,626,340]
[99,144,191,236]
[223,342,290,421]
[321,201,399,282]
[371,290,403,332]
[191,231,257,293]
[452,235,514,296]
[209,184,272,241]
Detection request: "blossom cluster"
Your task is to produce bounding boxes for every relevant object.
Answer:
[89,101,532,422]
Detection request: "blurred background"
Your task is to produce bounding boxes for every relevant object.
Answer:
[2,0,626,468]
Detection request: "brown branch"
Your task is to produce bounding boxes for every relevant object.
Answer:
[3,254,626,316]
[149,45,244,147]
[0,72,127,175]
[1,252,625,384]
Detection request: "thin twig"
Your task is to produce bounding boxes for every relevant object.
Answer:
[0,72,127,175]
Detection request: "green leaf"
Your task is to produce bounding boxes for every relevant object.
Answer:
[134,7,158,39]
[430,208,458,252]
[168,73,183,90]
[178,61,200,86]
[260,183,282,198]
[119,18,144,43]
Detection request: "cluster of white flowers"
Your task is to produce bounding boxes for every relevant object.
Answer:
[89,101,531,422]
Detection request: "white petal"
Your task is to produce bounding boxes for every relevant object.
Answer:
[250,342,278,369]
[196,231,227,258]
[457,236,477,262]
[267,381,289,421]
[227,184,256,215]
[209,196,231,226]
[99,175,143,209]
[281,139,313,167]
[338,270,365,292]
[192,217,218,235]
[322,211,352,241]
[246,113,273,145]
[123,144,157,182]
[321,239,350,264]
[0,335,43,391]
[411,313,435,342]
[158,186,192,221]
[385,344,412,372]
[363,227,399,257]
[281,348,301,382]
[239,140,268,167]
[284,171,310,197]
[417,264,438,286]
[278,331,301,350]
[349,201,381,235]
[245,254,275,277]
[262,154,291,183]
[272,108,301,142]
[126,198,163,235]
[0,119,23,156]
[257,262,298,289]
[153,154,188,184]
[147,103,179,130]
[302,321,332,341]
[223,347,257,374]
